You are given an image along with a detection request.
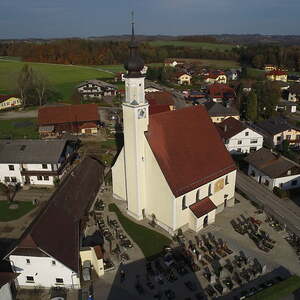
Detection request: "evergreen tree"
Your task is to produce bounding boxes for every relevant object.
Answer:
[245,90,258,121]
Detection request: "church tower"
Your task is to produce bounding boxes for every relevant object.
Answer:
[122,18,148,220]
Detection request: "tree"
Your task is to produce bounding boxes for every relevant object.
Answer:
[16,65,34,107]
[0,183,15,203]
[245,90,258,121]
[252,55,265,69]
[33,71,48,106]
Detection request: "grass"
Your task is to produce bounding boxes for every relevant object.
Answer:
[248,275,300,300]
[109,203,172,258]
[0,118,38,139]
[0,201,35,221]
[148,40,234,51]
[247,68,266,80]
[0,59,114,102]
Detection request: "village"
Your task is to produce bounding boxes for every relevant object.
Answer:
[1,23,300,300]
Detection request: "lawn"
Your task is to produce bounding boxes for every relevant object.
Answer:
[109,203,172,258]
[248,275,300,300]
[0,59,113,102]
[247,68,266,80]
[0,118,38,139]
[148,40,234,51]
[0,201,35,221]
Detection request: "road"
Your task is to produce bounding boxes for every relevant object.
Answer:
[236,170,300,236]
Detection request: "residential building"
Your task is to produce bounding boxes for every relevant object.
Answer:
[245,148,300,190]
[275,100,297,113]
[176,72,192,85]
[79,122,98,135]
[208,83,235,102]
[6,156,104,289]
[226,69,239,81]
[204,71,227,84]
[0,95,22,110]
[144,81,161,93]
[204,102,240,123]
[264,65,277,72]
[164,58,185,68]
[38,104,99,137]
[252,116,300,147]
[145,91,175,115]
[288,84,300,102]
[0,139,78,186]
[266,70,288,82]
[216,117,263,154]
[112,27,236,233]
[77,80,117,100]
[287,75,300,83]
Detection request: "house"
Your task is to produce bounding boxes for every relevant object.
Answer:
[288,84,300,102]
[204,102,240,123]
[252,116,300,147]
[77,80,117,100]
[208,83,236,102]
[38,104,99,136]
[226,69,239,81]
[275,100,297,114]
[0,95,22,110]
[216,117,264,154]
[114,72,126,82]
[264,65,277,72]
[79,122,98,135]
[112,29,236,233]
[176,72,192,85]
[204,71,227,84]
[0,139,78,187]
[164,58,185,68]
[245,148,300,190]
[6,156,104,289]
[266,70,288,82]
[287,75,300,83]
[145,91,175,115]
[0,271,18,300]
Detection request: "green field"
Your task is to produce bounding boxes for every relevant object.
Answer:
[0,59,113,101]
[98,62,164,74]
[0,201,35,221]
[148,40,234,51]
[0,118,38,139]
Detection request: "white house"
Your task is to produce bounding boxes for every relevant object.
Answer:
[77,79,117,100]
[0,95,22,111]
[176,72,192,85]
[0,139,77,187]
[6,157,104,289]
[288,84,300,102]
[245,148,300,190]
[204,71,227,84]
[112,27,236,234]
[216,117,264,154]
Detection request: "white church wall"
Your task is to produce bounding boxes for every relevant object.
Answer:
[112,148,127,201]
[145,141,175,232]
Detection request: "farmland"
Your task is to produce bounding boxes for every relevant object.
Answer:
[148,40,234,51]
[0,59,113,101]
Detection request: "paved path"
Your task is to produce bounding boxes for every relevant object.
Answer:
[236,171,300,236]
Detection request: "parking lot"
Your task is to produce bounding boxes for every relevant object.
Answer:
[85,190,300,300]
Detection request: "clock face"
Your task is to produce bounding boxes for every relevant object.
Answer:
[214,178,225,193]
[138,108,146,119]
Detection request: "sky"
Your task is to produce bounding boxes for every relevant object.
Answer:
[0,0,300,39]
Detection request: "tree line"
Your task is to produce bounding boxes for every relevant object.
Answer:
[0,39,238,65]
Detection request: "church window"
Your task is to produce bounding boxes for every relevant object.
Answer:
[225,176,229,185]
[208,184,212,196]
[182,196,187,210]
[196,190,200,202]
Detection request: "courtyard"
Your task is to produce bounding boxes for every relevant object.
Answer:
[88,188,300,300]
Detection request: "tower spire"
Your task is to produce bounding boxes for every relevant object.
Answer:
[124,12,144,77]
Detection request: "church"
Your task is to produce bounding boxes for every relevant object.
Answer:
[112,25,237,234]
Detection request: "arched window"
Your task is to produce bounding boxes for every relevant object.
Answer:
[182,196,187,210]
[208,184,212,196]
[225,175,229,185]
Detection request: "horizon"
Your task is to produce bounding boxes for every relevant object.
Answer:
[1,0,300,39]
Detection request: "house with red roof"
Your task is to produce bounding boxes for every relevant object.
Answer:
[204,71,227,84]
[266,70,288,82]
[112,32,236,233]
[145,91,175,115]
[208,83,236,102]
[0,95,22,110]
[38,104,99,137]
[216,117,263,154]
[175,72,192,85]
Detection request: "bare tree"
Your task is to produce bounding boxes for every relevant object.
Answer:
[33,71,48,106]
[16,65,34,107]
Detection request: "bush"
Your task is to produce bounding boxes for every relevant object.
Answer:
[273,187,289,199]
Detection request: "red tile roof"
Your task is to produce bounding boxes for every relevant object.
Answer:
[266,70,287,76]
[146,106,236,197]
[205,71,226,80]
[79,122,97,130]
[209,83,235,99]
[145,91,175,106]
[94,245,103,259]
[149,104,171,115]
[216,117,247,139]
[38,104,99,126]
[189,197,217,218]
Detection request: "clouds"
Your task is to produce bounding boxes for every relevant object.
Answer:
[0,0,299,38]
